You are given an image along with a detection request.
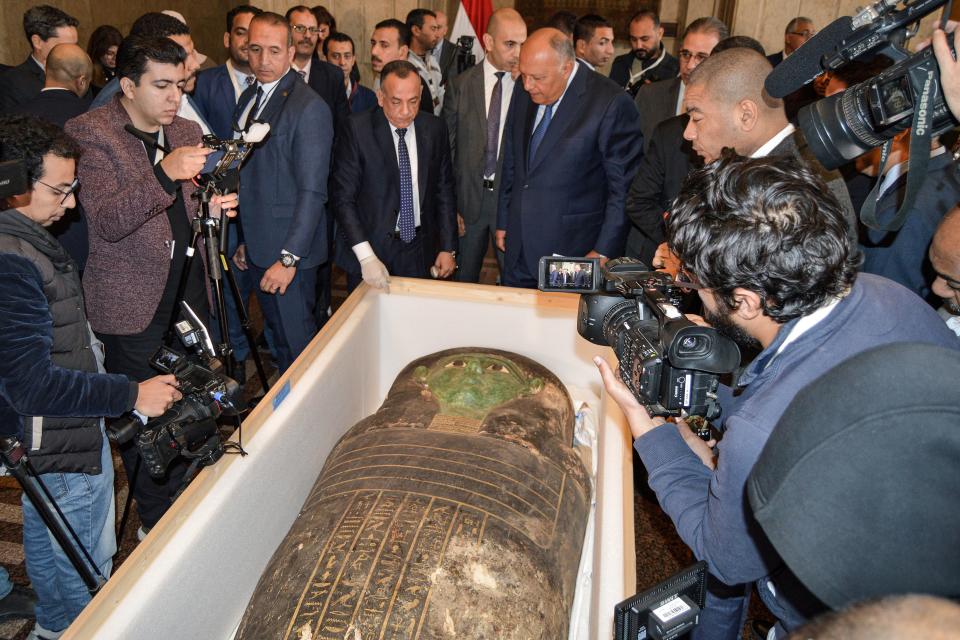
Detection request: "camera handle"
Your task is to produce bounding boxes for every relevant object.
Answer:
[0,436,107,594]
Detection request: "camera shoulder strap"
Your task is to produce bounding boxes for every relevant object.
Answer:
[859,62,936,232]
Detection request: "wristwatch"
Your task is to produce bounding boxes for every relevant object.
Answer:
[280,252,300,268]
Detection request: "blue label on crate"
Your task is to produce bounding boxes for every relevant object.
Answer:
[272,380,291,410]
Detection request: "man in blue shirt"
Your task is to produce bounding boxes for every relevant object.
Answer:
[596,152,958,640]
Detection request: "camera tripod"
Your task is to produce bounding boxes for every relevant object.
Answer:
[0,436,106,594]
[164,175,271,393]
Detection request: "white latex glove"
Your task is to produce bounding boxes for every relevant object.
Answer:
[360,254,391,292]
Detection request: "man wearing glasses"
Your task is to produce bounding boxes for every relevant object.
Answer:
[767,17,816,67]
[633,17,728,154]
[0,113,183,640]
[284,5,349,135]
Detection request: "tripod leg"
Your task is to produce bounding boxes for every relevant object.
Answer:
[164,229,203,348]
[220,248,271,393]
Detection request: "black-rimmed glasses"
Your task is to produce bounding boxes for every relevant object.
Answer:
[35,177,79,206]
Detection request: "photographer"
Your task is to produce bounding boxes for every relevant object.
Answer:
[933,23,960,120]
[64,36,237,539]
[0,114,181,640]
[595,153,958,639]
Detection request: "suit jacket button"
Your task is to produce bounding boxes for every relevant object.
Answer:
[523,184,529,189]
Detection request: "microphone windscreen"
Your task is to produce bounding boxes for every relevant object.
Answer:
[242,122,271,143]
[765,17,854,98]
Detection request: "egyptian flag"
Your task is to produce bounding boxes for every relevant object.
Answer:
[450,0,493,60]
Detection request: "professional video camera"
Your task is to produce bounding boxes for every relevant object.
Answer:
[108,304,244,480]
[765,0,957,230]
[198,121,271,194]
[538,257,741,423]
[455,35,477,74]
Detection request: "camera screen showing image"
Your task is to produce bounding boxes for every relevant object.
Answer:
[538,257,601,292]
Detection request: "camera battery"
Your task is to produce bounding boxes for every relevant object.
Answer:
[648,594,700,640]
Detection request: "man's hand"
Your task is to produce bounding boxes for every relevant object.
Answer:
[585,250,608,268]
[456,213,466,238]
[933,26,960,121]
[360,254,391,291]
[495,229,506,252]
[434,251,456,279]
[651,242,681,278]
[594,356,666,439]
[260,261,297,295]
[135,375,182,417]
[676,419,717,470]
[210,192,239,219]
[232,244,248,271]
[159,144,213,181]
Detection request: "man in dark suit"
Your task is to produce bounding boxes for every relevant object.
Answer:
[495,29,642,288]
[285,5,349,133]
[609,10,678,96]
[433,10,460,87]
[634,17,726,153]
[232,12,333,374]
[767,17,816,67]
[66,36,237,537]
[442,8,527,283]
[573,14,615,72]
[0,5,79,113]
[324,32,378,114]
[624,115,700,266]
[15,43,94,273]
[192,4,264,379]
[332,60,456,291]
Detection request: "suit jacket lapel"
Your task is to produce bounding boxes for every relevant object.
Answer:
[256,70,296,124]
[521,90,537,173]
[470,67,487,135]
[374,110,400,196]
[233,83,258,131]
[415,115,429,205]
[528,63,587,174]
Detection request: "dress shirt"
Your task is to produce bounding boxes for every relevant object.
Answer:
[351,121,421,262]
[238,75,283,129]
[533,62,579,129]
[227,59,255,101]
[292,57,312,82]
[675,80,687,116]
[482,57,516,178]
[751,124,796,158]
[31,56,45,72]
[177,95,211,136]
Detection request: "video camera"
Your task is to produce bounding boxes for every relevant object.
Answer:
[765,0,958,230]
[455,35,477,74]
[538,257,741,422]
[198,122,271,195]
[107,304,243,479]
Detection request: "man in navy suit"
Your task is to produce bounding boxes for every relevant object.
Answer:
[324,32,377,114]
[495,28,642,288]
[331,60,456,291]
[231,12,333,373]
[285,5,349,134]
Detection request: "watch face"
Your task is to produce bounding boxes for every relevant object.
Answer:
[281,255,296,267]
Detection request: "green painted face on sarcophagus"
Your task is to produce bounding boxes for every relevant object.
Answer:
[235,348,590,640]
[413,353,544,421]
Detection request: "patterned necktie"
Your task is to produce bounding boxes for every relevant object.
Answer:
[298,69,307,82]
[484,71,505,178]
[396,128,416,243]
[528,102,554,166]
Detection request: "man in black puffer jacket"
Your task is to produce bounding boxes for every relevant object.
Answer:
[0,114,181,640]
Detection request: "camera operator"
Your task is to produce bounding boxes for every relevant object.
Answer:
[595,152,958,639]
[932,23,960,120]
[0,114,181,640]
[64,36,237,540]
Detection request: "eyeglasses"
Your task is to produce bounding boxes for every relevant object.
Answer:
[675,264,706,291]
[678,50,710,63]
[36,177,79,206]
[291,25,322,35]
[788,30,817,38]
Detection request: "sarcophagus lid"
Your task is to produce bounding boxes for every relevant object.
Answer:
[236,348,591,639]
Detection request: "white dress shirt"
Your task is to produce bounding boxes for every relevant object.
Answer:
[226,59,255,101]
[237,75,283,130]
[291,57,313,82]
[751,124,797,158]
[481,57,516,179]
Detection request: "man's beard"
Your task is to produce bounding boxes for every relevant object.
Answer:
[633,45,657,61]
[704,308,763,353]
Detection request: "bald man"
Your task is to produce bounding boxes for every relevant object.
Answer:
[442,9,527,282]
[16,43,94,273]
[495,28,642,287]
[930,206,960,336]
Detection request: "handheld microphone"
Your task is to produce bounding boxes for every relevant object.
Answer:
[123,124,170,154]
[764,17,855,98]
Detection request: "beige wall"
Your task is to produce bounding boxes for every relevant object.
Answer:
[0,0,232,68]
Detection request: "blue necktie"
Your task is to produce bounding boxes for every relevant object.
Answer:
[528,102,554,166]
[396,128,416,243]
